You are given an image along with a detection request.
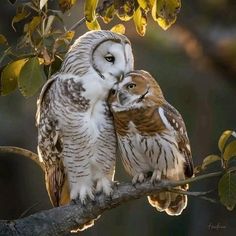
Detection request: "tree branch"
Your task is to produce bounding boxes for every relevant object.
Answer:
[0,146,44,171]
[0,171,223,236]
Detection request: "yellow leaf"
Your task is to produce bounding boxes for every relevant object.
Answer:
[201,155,221,170]
[223,140,236,162]
[85,0,98,22]
[137,0,148,10]
[12,7,30,30]
[65,31,75,41]
[59,0,77,12]
[117,1,135,21]
[218,130,234,152]
[0,34,7,45]
[133,7,147,36]
[86,19,101,30]
[0,59,28,96]
[24,16,41,34]
[152,0,181,30]
[101,4,116,24]
[110,24,125,34]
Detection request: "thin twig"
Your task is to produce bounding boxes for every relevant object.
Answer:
[0,146,44,171]
[68,17,86,32]
[167,171,223,187]
[18,202,41,219]
[167,188,214,197]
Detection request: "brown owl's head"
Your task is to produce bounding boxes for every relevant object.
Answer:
[108,70,165,112]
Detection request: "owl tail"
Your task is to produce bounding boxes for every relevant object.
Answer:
[147,184,188,216]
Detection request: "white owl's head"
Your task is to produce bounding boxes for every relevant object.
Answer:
[60,30,134,85]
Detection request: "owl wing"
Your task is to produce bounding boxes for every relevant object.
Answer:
[36,77,69,206]
[160,102,194,178]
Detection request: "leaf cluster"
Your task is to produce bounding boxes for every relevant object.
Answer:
[195,130,236,211]
[0,0,181,97]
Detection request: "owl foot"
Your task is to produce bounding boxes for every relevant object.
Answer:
[96,177,113,197]
[70,185,95,205]
[151,170,162,184]
[132,173,145,185]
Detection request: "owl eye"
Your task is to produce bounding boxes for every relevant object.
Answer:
[127,83,136,89]
[104,54,115,63]
[110,89,117,95]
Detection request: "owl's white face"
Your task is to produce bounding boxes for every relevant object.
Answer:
[92,41,134,88]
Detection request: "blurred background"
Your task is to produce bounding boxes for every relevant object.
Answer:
[0,1,236,235]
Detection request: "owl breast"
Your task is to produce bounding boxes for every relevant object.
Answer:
[49,75,117,182]
[117,121,185,179]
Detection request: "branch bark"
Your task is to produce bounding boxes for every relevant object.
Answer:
[0,171,223,236]
[0,146,44,171]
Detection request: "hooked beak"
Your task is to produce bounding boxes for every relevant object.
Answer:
[117,73,124,82]
[117,91,129,105]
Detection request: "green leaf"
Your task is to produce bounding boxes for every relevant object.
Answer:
[218,171,236,211]
[86,19,101,30]
[0,59,28,96]
[201,155,221,170]
[151,0,181,30]
[110,24,125,34]
[18,57,46,97]
[223,140,236,162]
[85,0,98,22]
[133,7,147,36]
[218,130,234,152]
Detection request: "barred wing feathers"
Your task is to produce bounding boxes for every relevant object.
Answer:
[36,77,69,207]
[161,102,193,178]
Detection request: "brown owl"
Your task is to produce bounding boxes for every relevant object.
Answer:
[108,70,193,215]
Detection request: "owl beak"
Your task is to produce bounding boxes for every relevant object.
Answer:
[118,73,124,82]
[118,91,128,105]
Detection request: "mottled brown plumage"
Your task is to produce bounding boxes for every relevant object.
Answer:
[108,70,193,215]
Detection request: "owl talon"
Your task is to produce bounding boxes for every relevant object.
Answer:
[112,180,119,187]
[70,184,95,205]
[70,199,77,205]
[96,177,113,197]
[132,173,145,185]
[151,170,162,184]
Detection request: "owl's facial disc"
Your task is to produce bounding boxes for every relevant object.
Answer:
[92,40,133,88]
[109,74,150,110]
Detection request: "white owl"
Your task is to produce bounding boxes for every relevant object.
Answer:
[36,30,134,208]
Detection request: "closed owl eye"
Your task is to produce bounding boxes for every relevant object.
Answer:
[126,83,136,89]
[104,54,115,63]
